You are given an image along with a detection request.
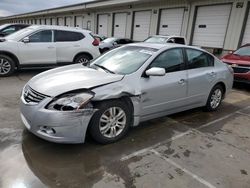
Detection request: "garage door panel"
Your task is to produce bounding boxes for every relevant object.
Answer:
[76,16,86,29]
[159,8,184,35]
[58,18,64,26]
[113,13,127,38]
[133,11,151,41]
[98,14,109,37]
[193,4,231,48]
[66,17,72,27]
[242,9,250,45]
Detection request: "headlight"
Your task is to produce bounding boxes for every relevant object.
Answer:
[46,92,94,111]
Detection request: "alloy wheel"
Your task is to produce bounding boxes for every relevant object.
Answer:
[210,89,222,109]
[99,107,127,138]
[0,58,11,75]
[78,58,89,65]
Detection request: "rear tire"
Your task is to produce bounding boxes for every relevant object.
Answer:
[204,84,224,111]
[74,54,91,66]
[89,100,132,144]
[0,55,15,77]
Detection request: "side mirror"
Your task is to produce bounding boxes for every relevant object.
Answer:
[145,67,166,77]
[113,42,118,45]
[22,37,30,43]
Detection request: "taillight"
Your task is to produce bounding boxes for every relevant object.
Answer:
[92,38,99,46]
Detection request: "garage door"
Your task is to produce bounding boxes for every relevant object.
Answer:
[192,4,231,48]
[41,19,46,25]
[66,17,73,27]
[76,16,86,29]
[242,9,250,45]
[158,8,184,35]
[98,14,109,36]
[58,17,64,26]
[133,11,152,41]
[51,18,57,25]
[113,13,127,38]
[46,18,51,25]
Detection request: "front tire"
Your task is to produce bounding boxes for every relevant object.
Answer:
[0,55,15,77]
[89,100,132,144]
[204,85,224,111]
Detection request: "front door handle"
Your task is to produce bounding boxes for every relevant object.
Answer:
[48,46,55,49]
[178,79,185,85]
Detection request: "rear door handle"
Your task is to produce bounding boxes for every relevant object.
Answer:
[74,45,80,47]
[178,79,185,85]
[48,46,55,49]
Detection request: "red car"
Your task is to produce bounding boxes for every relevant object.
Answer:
[221,44,250,84]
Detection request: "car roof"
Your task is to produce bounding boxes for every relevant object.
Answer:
[26,25,91,33]
[149,35,185,38]
[127,42,208,53]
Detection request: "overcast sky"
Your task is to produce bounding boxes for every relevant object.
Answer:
[0,0,94,17]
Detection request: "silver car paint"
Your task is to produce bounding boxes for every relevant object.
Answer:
[28,64,124,97]
[20,43,233,143]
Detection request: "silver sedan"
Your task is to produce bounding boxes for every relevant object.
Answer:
[20,43,233,144]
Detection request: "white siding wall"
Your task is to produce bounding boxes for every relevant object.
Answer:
[1,0,250,51]
[242,8,250,45]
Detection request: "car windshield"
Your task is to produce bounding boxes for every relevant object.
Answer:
[233,46,250,56]
[144,36,169,43]
[5,28,33,40]
[0,24,9,30]
[103,38,116,43]
[90,46,157,75]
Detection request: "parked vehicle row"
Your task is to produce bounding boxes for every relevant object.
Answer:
[20,43,233,144]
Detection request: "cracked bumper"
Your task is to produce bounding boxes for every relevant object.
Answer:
[20,97,95,144]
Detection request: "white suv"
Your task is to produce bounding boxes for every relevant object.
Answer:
[0,25,100,76]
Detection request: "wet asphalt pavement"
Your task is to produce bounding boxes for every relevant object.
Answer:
[0,70,250,188]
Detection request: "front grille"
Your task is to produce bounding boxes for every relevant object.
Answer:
[232,67,250,74]
[23,86,48,104]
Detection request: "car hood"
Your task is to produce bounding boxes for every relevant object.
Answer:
[221,54,250,66]
[28,64,124,97]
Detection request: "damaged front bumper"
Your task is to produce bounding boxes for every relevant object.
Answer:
[20,96,95,144]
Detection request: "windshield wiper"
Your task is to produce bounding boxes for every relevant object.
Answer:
[94,64,115,74]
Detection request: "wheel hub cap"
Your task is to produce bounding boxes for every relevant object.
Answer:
[99,107,126,138]
[78,58,89,65]
[210,89,222,109]
[0,58,11,75]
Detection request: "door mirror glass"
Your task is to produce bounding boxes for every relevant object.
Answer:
[146,67,166,76]
[22,37,30,43]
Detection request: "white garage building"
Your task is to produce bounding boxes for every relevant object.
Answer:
[0,0,250,54]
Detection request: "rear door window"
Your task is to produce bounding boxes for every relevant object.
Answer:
[186,49,214,69]
[55,30,85,42]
